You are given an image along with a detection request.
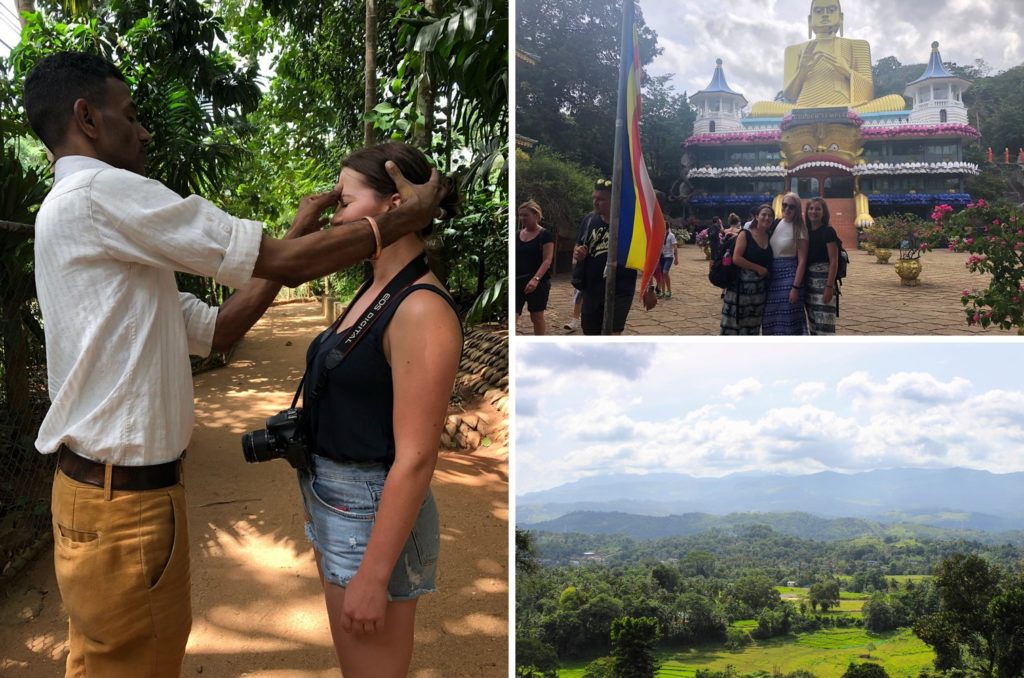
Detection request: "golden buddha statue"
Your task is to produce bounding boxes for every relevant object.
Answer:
[750,0,906,117]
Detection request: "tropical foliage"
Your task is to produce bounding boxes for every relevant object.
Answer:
[515,148,598,240]
[516,0,693,194]
[1,0,508,319]
[516,522,1023,677]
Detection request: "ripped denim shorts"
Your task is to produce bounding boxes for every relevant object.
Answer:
[298,455,439,599]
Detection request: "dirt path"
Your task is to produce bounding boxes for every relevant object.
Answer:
[0,302,508,677]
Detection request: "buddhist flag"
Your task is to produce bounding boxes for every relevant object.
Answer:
[615,0,665,293]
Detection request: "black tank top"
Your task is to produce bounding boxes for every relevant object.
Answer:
[304,284,462,464]
[741,231,773,268]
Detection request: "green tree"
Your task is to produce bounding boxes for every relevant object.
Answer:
[517,529,540,575]
[610,616,661,678]
[914,553,1002,675]
[991,575,1024,678]
[516,0,660,175]
[729,573,781,617]
[515,635,559,678]
[672,591,726,644]
[966,64,1024,162]
[514,147,596,241]
[10,1,262,198]
[581,656,614,678]
[751,603,793,640]
[651,562,680,592]
[863,592,899,632]
[639,74,695,193]
[809,579,841,613]
[841,662,890,678]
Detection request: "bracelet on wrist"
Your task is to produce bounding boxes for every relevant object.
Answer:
[791,284,801,290]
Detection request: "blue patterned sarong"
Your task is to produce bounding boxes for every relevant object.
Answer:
[762,256,807,335]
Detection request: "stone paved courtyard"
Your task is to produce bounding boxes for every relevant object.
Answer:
[516,246,1018,336]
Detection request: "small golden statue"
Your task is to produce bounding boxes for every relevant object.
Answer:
[750,0,906,117]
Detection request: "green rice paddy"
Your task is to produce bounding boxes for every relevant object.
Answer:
[558,628,934,678]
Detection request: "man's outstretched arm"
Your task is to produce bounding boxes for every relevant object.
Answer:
[210,190,338,352]
[253,161,443,286]
[211,161,445,352]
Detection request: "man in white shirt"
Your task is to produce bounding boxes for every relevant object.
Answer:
[24,51,445,677]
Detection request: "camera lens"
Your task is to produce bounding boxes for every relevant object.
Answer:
[241,429,276,463]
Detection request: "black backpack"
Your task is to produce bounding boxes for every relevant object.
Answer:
[708,232,741,289]
[836,235,849,283]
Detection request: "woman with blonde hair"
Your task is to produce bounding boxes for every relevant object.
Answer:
[515,199,555,334]
[763,191,808,334]
[297,142,462,677]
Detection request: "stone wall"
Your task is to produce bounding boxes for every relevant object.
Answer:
[442,324,508,451]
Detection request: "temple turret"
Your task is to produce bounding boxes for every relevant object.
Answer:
[905,42,971,125]
[691,59,747,134]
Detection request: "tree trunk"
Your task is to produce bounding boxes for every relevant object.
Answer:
[363,0,377,146]
[16,0,35,27]
[413,0,439,149]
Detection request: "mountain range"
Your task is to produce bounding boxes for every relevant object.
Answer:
[517,468,1024,532]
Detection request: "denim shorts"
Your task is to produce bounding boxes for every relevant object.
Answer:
[298,455,439,600]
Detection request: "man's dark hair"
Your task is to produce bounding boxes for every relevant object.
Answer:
[23,51,126,150]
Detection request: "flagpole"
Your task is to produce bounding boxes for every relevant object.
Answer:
[602,0,632,336]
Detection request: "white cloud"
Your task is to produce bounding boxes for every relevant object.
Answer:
[838,371,973,409]
[793,381,827,402]
[513,345,1024,494]
[722,377,763,399]
[640,0,1024,111]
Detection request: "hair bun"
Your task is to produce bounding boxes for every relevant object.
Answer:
[436,174,460,222]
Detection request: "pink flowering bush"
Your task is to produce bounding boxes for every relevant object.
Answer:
[934,199,1024,330]
[865,213,939,258]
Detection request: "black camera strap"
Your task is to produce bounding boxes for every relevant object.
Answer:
[289,253,432,409]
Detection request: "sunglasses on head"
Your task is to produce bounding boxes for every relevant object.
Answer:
[595,179,612,189]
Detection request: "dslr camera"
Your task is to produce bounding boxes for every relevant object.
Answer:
[241,408,310,471]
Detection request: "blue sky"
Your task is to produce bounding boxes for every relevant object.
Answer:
[641,0,1024,109]
[515,341,1024,494]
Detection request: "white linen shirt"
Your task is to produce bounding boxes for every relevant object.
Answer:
[34,156,263,465]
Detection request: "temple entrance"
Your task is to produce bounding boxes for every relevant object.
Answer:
[823,197,858,250]
[789,171,854,199]
[824,176,854,198]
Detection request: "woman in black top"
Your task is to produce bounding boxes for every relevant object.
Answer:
[721,204,774,334]
[515,199,554,334]
[803,197,840,334]
[298,143,462,677]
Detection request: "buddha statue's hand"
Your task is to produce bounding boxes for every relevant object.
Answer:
[800,43,818,68]
[813,49,852,77]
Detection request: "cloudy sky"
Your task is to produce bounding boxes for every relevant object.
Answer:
[641,0,1024,108]
[515,341,1024,494]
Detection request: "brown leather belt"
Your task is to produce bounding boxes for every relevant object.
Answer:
[57,445,182,491]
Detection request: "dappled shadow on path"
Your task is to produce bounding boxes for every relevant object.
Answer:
[0,302,507,678]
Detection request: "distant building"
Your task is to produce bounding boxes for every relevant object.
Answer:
[682,41,978,248]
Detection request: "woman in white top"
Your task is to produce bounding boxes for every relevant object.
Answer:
[656,229,679,298]
[762,192,809,335]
